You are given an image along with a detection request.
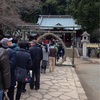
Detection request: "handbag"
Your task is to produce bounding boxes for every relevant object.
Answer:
[15,67,30,83]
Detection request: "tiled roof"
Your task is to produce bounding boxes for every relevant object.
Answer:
[37,15,81,30]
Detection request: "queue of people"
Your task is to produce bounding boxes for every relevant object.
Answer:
[0,37,64,100]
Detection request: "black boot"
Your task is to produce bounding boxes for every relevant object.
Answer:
[44,69,46,73]
[41,66,43,73]
[44,66,46,73]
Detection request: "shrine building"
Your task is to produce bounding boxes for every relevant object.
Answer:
[36,15,82,47]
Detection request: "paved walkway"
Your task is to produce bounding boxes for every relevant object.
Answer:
[15,58,88,100]
[74,57,100,100]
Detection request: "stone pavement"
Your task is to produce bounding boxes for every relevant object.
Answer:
[15,57,88,100]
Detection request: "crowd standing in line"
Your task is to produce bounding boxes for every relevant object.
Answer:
[0,37,65,100]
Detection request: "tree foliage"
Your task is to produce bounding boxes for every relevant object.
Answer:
[18,1,42,23]
[69,0,100,33]
[0,0,41,34]
[90,29,100,43]
[41,0,69,15]
[0,0,100,42]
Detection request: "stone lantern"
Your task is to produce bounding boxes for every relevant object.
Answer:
[81,31,90,58]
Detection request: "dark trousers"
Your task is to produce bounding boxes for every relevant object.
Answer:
[22,83,26,90]
[30,60,40,89]
[97,54,100,58]
[41,65,46,73]
[41,60,47,73]
[16,82,24,100]
[8,86,14,100]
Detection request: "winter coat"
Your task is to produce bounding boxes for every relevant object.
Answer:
[0,48,11,90]
[6,47,16,87]
[29,45,43,67]
[12,43,19,51]
[16,48,32,70]
[42,45,49,61]
[49,46,56,57]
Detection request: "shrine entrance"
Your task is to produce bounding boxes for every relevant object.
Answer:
[16,25,78,67]
[37,32,67,65]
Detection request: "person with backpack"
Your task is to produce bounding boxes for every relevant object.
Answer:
[15,41,32,100]
[49,42,56,72]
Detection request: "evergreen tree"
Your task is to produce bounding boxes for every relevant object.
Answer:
[69,0,100,33]
[41,0,68,15]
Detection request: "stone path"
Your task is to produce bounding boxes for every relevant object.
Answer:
[15,59,87,100]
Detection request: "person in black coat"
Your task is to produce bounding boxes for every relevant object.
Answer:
[21,42,30,93]
[29,40,43,90]
[15,41,32,100]
[58,43,64,58]
[87,47,91,57]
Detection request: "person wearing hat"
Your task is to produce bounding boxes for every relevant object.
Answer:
[0,38,13,48]
[0,38,16,100]
[0,43,11,100]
